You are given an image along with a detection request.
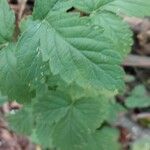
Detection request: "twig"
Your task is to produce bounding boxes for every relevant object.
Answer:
[123,54,150,68]
[132,113,150,121]
[18,0,28,20]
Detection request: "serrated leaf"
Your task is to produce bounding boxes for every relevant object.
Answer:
[53,98,108,150]
[7,106,33,135]
[73,0,113,13]
[34,91,70,124]
[73,1,133,56]
[91,12,133,56]
[33,91,71,148]
[126,85,150,108]
[17,21,49,87]
[33,0,72,19]
[51,0,73,12]
[73,0,150,17]
[17,12,124,91]
[102,0,150,17]
[0,0,15,45]
[33,0,58,19]
[34,91,108,150]
[0,44,32,103]
[85,127,121,150]
[73,0,149,56]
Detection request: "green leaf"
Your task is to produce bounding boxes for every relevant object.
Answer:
[73,0,150,17]
[34,91,71,125]
[132,138,150,150]
[124,74,135,83]
[33,0,72,19]
[102,0,150,17]
[51,0,73,12]
[91,12,133,56]
[0,92,7,105]
[17,12,124,91]
[30,130,40,146]
[72,0,149,56]
[34,120,55,148]
[0,44,32,103]
[107,99,126,124]
[73,0,114,14]
[33,0,57,19]
[34,91,108,150]
[19,16,34,33]
[126,85,150,108]
[0,0,15,44]
[73,1,133,56]
[33,91,72,148]
[7,106,33,135]
[17,20,49,88]
[85,127,121,150]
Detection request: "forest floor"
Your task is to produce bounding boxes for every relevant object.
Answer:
[0,0,150,150]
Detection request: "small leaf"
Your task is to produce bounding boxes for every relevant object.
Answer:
[125,74,135,83]
[126,85,150,108]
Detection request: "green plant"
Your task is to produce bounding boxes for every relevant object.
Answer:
[126,85,150,108]
[0,0,150,150]
[132,138,150,150]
